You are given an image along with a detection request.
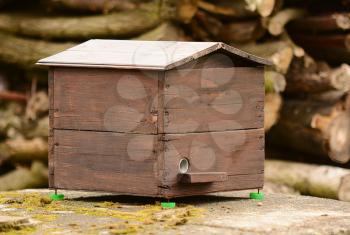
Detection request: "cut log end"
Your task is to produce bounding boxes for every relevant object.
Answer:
[271,46,293,74]
[327,112,350,164]
[257,0,276,17]
[268,23,283,36]
[335,13,350,30]
[330,64,350,91]
[246,0,276,17]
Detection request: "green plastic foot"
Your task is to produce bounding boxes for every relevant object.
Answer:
[50,193,64,201]
[249,192,264,201]
[161,202,176,209]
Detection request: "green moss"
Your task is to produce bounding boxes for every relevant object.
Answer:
[71,204,162,222]
[0,191,205,234]
[0,226,36,235]
[95,201,121,208]
[0,192,51,208]
[107,222,141,234]
[32,214,57,222]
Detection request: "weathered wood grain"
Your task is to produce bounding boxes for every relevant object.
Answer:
[38,40,270,70]
[180,172,228,183]
[163,67,264,133]
[176,50,267,69]
[53,68,158,134]
[161,128,264,185]
[53,129,159,195]
[162,173,264,198]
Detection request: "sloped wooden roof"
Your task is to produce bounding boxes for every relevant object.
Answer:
[37,39,271,70]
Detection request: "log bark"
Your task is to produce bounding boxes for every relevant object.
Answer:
[0,161,48,191]
[286,56,350,94]
[0,91,27,102]
[195,10,223,38]
[195,10,265,43]
[290,33,350,64]
[198,0,255,18]
[268,100,350,164]
[189,19,211,41]
[198,0,275,18]
[265,159,350,201]
[162,0,199,23]
[0,1,162,40]
[0,31,75,69]
[134,22,187,41]
[46,0,149,13]
[0,137,48,164]
[265,93,282,132]
[267,8,306,36]
[0,1,198,40]
[217,19,265,43]
[288,12,350,33]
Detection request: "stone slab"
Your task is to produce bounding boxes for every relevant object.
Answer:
[0,189,349,234]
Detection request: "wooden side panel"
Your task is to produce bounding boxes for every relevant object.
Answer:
[53,129,159,195]
[163,67,264,134]
[161,128,264,185]
[53,68,158,134]
[48,68,55,188]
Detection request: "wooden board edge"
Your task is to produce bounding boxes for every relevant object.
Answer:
[48,68,55,188]
[157,71,166,195]
[180,172,228,183]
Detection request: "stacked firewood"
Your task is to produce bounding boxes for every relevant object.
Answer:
[0,0,350,199]
[267,4,350,165]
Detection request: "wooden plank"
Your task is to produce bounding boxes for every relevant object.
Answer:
[163,67,264,133]
[53,67,158,134]
[53,129,159,195]
[48,68,55,188]
[162,173,264,198]
[161,128,264,185]
[180,172,228,183]
[288,13,350,33]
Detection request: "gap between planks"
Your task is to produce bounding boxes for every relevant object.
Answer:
[52,127,263,135]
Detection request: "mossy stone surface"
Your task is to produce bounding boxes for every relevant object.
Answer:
[0,189,350,234]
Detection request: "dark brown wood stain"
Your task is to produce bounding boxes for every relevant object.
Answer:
[48,51,265,197]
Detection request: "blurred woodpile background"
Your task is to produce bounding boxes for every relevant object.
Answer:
[0,0,350,201]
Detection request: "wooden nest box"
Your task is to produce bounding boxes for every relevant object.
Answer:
[38,40,270,198]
